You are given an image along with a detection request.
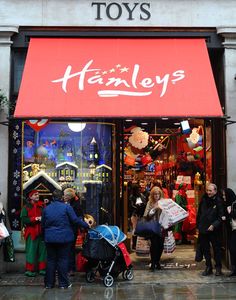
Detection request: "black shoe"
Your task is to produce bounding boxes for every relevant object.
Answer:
[202,267,213,276]
[175,240,182,245]
[156,263,162,270]
[59,283,72,289]
[182,240,191,245]
[228,271,236,277]
[215,268,223,276]
[150,264,155,272]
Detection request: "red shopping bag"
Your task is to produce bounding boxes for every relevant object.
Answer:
[76,251,88,272]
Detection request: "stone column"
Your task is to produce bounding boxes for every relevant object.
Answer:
[217,27,236,190]
[0,26,18,209]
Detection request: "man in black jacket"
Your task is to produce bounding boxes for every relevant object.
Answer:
[196,183,224,276]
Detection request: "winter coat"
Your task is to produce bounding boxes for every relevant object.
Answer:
[20,200,45,240]
[41,199,89,244]
[197,193,224,234]
[143,200,162,222]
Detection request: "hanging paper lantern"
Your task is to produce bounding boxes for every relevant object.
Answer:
[124,155,135,166]
[141,154,152,166]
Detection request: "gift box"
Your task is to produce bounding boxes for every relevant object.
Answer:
[159,199,189,229]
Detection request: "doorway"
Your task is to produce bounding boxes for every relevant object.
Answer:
[120,118,210,269]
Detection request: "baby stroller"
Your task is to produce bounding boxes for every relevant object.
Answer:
[82,225,134,287]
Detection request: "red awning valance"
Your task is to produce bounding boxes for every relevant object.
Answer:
[14,38,223,118]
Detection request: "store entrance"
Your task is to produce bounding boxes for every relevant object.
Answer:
[121,118,210,269]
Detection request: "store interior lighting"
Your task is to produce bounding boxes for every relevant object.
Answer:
[68,123,86,132]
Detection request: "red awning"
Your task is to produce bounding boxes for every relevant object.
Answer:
[14,38,223,118]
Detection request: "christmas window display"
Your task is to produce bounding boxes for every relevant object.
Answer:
[22,121,114,224]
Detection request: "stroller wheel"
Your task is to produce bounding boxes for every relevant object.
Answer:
[86,271,95,283]
[122,269,134,281]
[103,275,114,287]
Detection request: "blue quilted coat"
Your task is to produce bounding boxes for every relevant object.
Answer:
[41,199,89,243]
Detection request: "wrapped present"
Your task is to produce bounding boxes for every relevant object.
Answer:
[159,199,189,229]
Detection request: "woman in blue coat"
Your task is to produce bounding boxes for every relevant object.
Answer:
[41,189,89,289]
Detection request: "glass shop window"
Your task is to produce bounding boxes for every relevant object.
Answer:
[22,121,115,224]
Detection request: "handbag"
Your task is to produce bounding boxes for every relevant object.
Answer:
[134,219,162,237]
[0,221,10,240]
[3,235,15,262]
[163,231,176,254]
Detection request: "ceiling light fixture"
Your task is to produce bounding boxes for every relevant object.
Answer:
[68,123,86,132]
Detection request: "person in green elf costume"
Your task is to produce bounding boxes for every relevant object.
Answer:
[20,190,46,277]
[173,183,190,245]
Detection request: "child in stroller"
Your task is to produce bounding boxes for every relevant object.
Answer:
[82,225,134,287]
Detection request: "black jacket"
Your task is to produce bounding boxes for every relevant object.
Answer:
[197,193,224,234]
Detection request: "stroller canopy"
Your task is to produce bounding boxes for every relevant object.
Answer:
[88,225,126,247]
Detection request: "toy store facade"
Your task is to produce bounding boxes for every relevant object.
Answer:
[1,0,236,249]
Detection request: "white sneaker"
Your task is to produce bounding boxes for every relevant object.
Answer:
[59,283,72,289]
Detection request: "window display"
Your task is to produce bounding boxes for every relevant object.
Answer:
[9,121,115,240]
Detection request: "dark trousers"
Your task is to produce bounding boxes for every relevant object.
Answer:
[200,231,222,269]
[230,230,236,269]
[45,242,71,288]
[68,240,76,272]
[150,234,164,265]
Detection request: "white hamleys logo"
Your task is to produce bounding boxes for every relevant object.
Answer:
[52,60,185,98]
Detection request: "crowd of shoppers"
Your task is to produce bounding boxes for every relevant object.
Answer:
[2,179,236,288]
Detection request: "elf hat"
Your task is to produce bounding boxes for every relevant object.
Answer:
[28,190,38,198]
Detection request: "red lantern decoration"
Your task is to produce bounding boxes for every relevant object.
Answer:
[141,154,152,166]
[124,155,135,166]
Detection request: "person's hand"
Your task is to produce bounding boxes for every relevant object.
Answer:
[35,216,41,221]
[227,206,232,214]
[44,199,50,205]
[207,225,214,231]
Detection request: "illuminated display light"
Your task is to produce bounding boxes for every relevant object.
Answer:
[68,123,86,132]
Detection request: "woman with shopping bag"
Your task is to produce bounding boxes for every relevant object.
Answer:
[143,186,165,272]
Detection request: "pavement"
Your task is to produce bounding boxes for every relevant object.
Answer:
[1,245,236,299]
[1,269,236,300]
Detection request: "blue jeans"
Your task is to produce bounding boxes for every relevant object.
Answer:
[45,242,71,288]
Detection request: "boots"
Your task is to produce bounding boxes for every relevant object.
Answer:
[228,266,236,277]
[202,266,213,276]
[215,267,223,276]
